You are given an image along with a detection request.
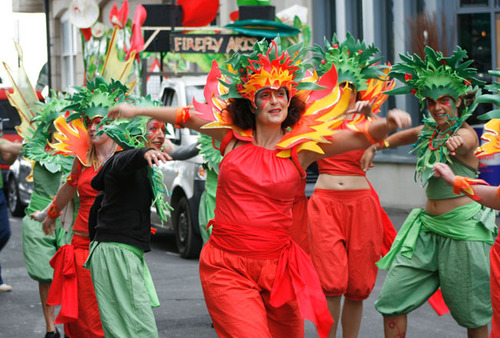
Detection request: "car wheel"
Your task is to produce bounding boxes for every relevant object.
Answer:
[7,176,24,217]
[174,196,202,258]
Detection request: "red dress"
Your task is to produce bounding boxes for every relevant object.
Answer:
[199,139,333,338]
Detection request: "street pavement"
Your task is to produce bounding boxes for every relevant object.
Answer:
[0,209,493,337]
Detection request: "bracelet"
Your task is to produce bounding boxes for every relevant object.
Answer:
[452,176,490,201]
[175,106,192,129]
[497,185,500,200]
[47,196,61,219]
[378,138,390,149]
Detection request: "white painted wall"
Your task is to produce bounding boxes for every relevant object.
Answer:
[367,162,427,209]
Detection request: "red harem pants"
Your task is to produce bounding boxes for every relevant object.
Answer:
[308,189,384,300]
[491,237,500,338]
[200,241,304,338]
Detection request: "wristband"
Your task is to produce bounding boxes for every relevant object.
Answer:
[452,176,490,201]
[378,138,390,149]
[47,196,61,219]
[497,185,500,200]
[175,106,192,129]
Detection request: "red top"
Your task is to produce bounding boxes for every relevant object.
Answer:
[209,138,333,338]
[70,164,99,233]
[317,120,366,176]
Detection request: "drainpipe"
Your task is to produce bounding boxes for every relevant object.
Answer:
[44,0,52,95]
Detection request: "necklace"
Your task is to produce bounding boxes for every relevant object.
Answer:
[428,130,448,151]
[92,145,117,170]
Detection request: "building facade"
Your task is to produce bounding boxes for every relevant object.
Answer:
[13,0,500,208]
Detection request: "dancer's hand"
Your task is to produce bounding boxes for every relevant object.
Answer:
[361,146,376,171]
[30,209,47,222]
[347,100,373,117]
[445,134,465,156]
[386,109,412,130]
[145,149,171,167]
[432,163,456,186]
[108,104,138,120]
[42,217,56,236]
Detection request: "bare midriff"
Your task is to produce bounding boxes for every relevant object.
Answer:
[315,173,370,190]
[425,195,474,216]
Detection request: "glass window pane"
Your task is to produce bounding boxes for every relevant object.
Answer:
[457,13,491,78]
[460,0,489,7]
[62,21,72,55]
[458,13,493,122]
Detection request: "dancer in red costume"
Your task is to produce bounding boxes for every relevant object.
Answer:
[38,79,124,338]
[308,33,397,337]
[108,38,411,338]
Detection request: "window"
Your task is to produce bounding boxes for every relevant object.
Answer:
[60,13,77,91]
[460,0,489,7]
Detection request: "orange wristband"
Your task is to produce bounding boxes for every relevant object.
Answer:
[452,176,490,201]
[175,106,192,129]
[47,196,61,219]
[497,185,500,200]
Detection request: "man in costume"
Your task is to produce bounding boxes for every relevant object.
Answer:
[108,37,411,338]
[363,46,497,338]
[308,33,396,337]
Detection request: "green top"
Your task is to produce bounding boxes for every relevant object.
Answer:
[426,157,478,199]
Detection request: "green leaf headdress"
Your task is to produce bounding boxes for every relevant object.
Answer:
[98,95,161,150]
[218,36,322,103]
[385,46,484,105]
[64,75,131,124]
[23,91,74,174]
[312,32,384,91]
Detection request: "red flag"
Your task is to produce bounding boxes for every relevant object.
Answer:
[177,0,219,27]
[126,4,147,60]
[109,0,129,29]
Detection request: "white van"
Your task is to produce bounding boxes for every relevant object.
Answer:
[150,75,207,258]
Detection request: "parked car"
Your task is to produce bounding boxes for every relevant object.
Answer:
[150,76,207,258]
[0,87,37,217]
[6,157,33,216]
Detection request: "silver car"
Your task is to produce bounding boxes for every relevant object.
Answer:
[150,76,207,258]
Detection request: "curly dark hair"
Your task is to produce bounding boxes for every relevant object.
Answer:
[224,95,305,130]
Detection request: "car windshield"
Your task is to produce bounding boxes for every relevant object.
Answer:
[0,100,21,133]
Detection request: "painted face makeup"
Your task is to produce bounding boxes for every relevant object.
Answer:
[254,87,289,114]
[147,119,166,150]
[426,95,460,129]
[85,116,103,128]
[426,96,456,111]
